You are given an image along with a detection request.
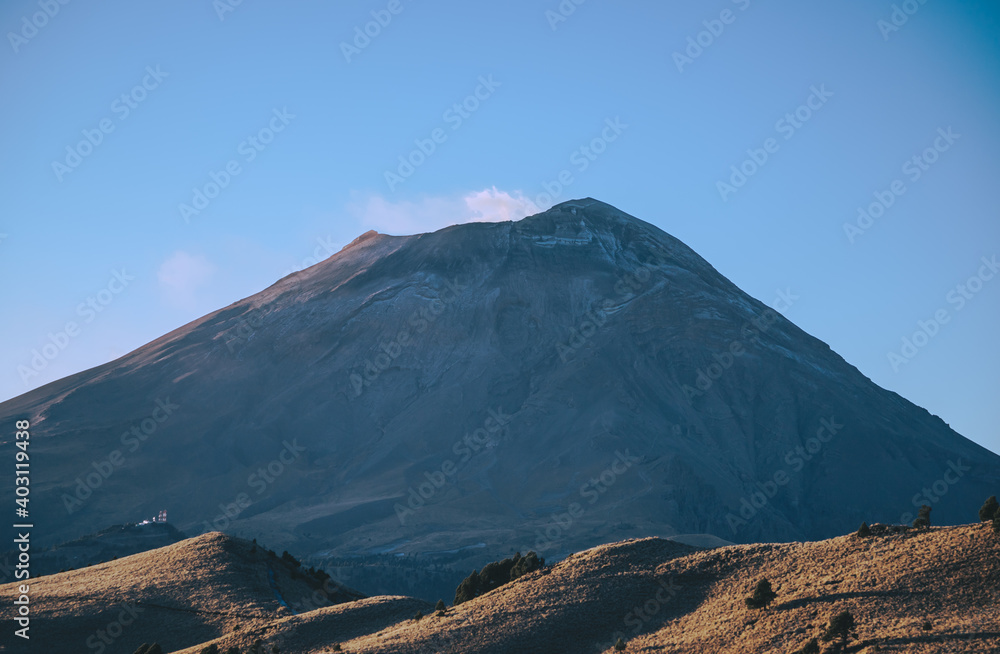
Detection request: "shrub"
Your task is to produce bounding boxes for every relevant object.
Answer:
[821,610,856,646]
[454,552,545,605]
[614,637,627,650]
[454,570,481,605]
[922,619,932,631]
[993,514,1000,536]
[980,496,999,522]
[435,599,446,612]
[199,645,220,654]
[510,551,544,580]
[856,522,871,538]
[791,638,819,654]
[414,610,423,621]
[744,579,777,609]
[912,505,932,529]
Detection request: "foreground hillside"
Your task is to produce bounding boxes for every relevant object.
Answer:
[334,522,999,653]
[6,523,994,653]
[0,532,363,653]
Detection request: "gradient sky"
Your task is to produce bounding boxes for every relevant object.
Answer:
[1,1,998,455]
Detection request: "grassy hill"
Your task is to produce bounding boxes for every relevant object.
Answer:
[3,522,996,653]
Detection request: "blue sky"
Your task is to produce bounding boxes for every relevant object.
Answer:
[1,1,998,454]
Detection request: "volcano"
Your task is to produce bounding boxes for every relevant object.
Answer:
[3,198,997,584]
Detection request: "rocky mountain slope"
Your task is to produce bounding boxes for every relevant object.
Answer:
[1,198,997,592]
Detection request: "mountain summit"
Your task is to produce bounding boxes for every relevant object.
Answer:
[3,198,997,570]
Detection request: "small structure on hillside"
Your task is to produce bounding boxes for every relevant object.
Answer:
[139,509,168,525]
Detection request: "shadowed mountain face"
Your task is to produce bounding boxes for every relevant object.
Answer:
[2,198,998,569]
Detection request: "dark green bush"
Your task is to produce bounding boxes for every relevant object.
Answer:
[744,579,777,609]
[453,551,545,605]
[856,522,871,538]
[979,496,999,522]
[822,610,856,646]
[912,505,932,529]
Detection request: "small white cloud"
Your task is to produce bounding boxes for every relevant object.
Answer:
[158,251,216,310]
[464,187,541,223]
[349,188,540,235]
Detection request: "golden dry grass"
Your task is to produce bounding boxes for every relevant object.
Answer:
[0,531,361,653]
[2,523,996,653]
[336,523,998,654]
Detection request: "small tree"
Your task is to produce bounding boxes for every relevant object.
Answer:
[856,522,872,538]
[454,570,481,605]
[822,610,856,648]
[744,579,777,609]
[414,610,424,621]
[614,637,627,651]
[922,619,933,631]
[913,505,932,529]
[435,599,446,612]
[980,496,999,522]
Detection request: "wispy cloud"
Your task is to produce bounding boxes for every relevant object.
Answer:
[349,187,540,235]
[157,251,217,310]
